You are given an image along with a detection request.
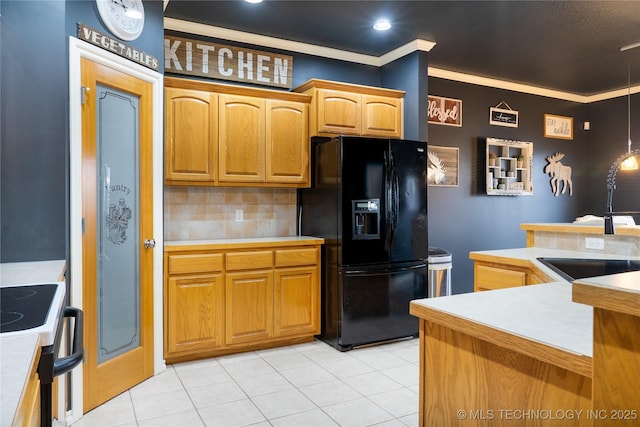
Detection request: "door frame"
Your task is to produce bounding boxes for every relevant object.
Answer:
[68,37,164,421]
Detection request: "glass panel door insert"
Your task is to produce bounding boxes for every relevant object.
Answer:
[96,84,140,363]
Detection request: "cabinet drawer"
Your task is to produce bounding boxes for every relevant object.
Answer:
[168,254,223,274]
[275,247,319,267]
[476,265,526,291]
[226,250,273,271]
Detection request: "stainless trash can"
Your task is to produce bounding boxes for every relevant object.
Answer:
[428,247,452,297]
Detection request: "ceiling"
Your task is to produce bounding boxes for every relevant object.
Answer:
[163,0,640,97]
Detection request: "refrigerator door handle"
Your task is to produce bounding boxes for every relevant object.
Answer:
[345,263,427,276]
[392,166,399,245]
[387,148,398,250]
[384,150,393,252]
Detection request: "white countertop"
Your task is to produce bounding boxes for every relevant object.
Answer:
[165,235,324,246]
[413,246,640,375]
[0,260,66,426]
[469,246,640,261]
[0,334,41,427]
[469,247,640,282]
[574,270,640,294]
[573,270,640,318]
[411,282,592,357]
[0,260,66,285]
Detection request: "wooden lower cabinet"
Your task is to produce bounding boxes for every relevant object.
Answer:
[225,270,274,345]
[14,344,41,427]
[164,241,321,363]
[472,258,553,292]
[166,274,225,355]
[475,264,526,291]
[274,266,319,337]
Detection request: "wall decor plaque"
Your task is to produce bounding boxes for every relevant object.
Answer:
[427,145,459,187]
[544,114,573,140]
[489,102,518,128]
[164,34,293,89]
[427,95,462,127]
[78,23,159,70]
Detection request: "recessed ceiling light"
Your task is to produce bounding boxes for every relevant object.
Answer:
[245,0,263,3]
[373,18,391,31]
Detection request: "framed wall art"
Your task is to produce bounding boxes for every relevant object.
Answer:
[489,101,518,128]
[427,145,459,187]
[427,95,462,127]
[544,114,573,140]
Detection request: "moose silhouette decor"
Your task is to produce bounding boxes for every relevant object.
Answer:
[544,152,573,196]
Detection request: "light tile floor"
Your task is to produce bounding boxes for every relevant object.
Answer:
[72,338,419,427]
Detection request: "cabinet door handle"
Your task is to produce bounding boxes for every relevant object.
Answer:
[144,239,156,249]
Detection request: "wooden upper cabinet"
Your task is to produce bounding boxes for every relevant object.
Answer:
[164,88,217,182]
[294,79,405,138]
[266,100,309,184]
[218,94,266,183]
[362,94,403,137]
[316,89,361,135]
[164,77,311,187]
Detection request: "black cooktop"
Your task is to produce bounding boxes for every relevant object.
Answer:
[0,284,58,332]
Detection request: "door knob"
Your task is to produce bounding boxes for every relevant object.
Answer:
[144,239,156,249]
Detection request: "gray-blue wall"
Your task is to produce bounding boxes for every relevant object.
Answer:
[427,78,589,293]
[1,1,68,262]
[381,51,429,142]
[2,1,635,296]
[585,95,640,216]
[1,0,164,262]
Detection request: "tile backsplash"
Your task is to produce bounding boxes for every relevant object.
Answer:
[164,187,297,241]
[533,230,640,257]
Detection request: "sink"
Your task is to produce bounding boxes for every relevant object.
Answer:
[537,257,640,281]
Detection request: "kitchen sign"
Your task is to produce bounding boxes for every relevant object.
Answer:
[427,95,462,127]
[77,23,159,71]
[164,34,293,89]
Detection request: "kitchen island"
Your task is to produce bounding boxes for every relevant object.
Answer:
[411,237,640,426]
[410,282,593,426]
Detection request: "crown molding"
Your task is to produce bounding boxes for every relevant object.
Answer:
[165,18,381,66]
[429,67,640,103]
[428,67,589,103]
[164,17,632,103]
[165,18,434,67]
[379,39,436,66]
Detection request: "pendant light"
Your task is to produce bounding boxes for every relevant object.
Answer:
[621,64,638,170]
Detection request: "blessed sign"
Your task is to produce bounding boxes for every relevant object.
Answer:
[427,95,462,127]
[164,34,293,89]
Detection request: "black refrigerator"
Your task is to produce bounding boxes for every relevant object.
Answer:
[298,135,428,351]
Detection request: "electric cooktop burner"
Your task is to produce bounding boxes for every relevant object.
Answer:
[0,284,58,332]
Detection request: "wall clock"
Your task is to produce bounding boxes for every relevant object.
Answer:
[96,0,145,41]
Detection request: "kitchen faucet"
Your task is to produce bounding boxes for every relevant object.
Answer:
[604,148,640,234]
